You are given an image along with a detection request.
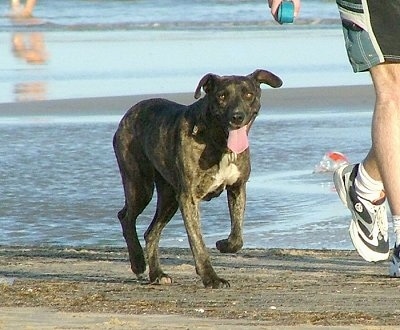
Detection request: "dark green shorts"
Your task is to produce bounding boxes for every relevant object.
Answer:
[336,0,400,72]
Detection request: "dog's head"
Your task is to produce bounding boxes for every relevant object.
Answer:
[194,69,282,130]
[193,70,282,153]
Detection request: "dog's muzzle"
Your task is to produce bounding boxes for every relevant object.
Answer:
[230,111,246,126]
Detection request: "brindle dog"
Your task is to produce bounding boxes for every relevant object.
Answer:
[113,69,282,288]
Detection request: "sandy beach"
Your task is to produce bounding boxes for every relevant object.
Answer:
[1,245,399,329]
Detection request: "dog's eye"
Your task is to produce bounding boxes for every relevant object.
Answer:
[217,94,226,103]
[244,92,254,100]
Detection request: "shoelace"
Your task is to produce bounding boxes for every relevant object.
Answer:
[374,204,388,239]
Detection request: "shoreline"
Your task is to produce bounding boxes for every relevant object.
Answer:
[0,84,375,118]
[1,245,399,329]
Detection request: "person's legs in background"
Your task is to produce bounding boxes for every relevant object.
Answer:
[10,0,37,18]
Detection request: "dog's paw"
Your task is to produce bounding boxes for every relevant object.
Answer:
[204,277,230,289]
[216,238,243,253]
[150,273,173,285]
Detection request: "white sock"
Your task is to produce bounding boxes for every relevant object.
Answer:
[393,215,400,248]
[354,163,384,202]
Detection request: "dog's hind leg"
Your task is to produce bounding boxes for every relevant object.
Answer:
[114,131,154,281]
[216,185,245,253]
[144,172,179,284]
[118,179,154,281]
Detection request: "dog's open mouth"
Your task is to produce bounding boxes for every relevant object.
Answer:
[227,125,248,154]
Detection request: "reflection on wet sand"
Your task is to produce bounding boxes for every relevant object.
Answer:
[8,0,48,101]
[12,32,47,64]
[11,32,49,101]
[13,82,47,102]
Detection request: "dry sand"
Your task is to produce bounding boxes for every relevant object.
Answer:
[1,245,399,329]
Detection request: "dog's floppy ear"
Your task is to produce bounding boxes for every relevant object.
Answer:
[194,73,219,99]
[249,69,283,88]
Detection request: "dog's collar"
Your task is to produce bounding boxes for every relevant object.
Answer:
[192,124,239,162]
[192,125,199,136]
[227,152,238,163]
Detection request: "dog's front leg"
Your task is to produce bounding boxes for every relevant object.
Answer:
[216,184,245,253]
[179,195,230,288]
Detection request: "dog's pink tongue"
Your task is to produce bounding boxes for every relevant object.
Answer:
[227,125,249,154]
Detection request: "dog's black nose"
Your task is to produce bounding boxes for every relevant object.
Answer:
[231,111,245,125]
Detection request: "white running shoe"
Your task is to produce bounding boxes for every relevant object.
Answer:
[333,164,389,262]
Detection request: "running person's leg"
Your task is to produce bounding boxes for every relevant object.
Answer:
[369,63,400,275]
[369,63,400,217]
[334,0,400,262]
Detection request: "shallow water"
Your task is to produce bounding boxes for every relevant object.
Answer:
[0,104,386,250]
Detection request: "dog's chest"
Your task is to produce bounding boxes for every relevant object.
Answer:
[208,153,241,191]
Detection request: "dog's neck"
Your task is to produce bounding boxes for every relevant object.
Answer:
[189,98,230,154]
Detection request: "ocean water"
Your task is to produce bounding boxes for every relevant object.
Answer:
[0,0,382,250]
[0,104,381,250]
[1,0,339,31]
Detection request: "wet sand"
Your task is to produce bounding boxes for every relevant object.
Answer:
[0,28,371,104]
[0,245,399,329]
[0,84,375,118]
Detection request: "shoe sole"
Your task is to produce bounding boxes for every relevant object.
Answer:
[334,165,389,262]
[349,220,388,262]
